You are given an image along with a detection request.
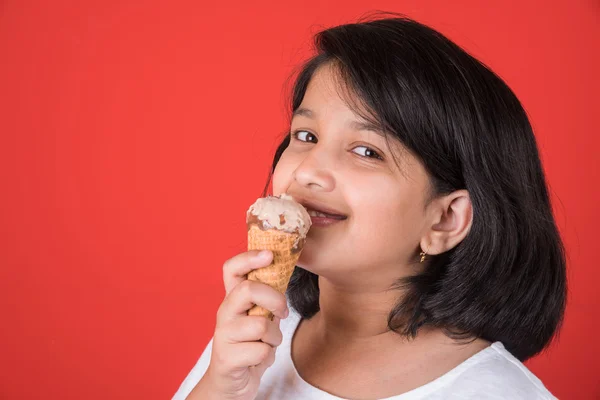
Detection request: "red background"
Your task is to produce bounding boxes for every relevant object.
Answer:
[1,1,598,399]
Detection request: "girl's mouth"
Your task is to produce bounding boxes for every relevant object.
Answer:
[294,196,349,228]
[306,209,347,227]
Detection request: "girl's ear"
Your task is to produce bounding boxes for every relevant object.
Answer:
[421,190,473,256]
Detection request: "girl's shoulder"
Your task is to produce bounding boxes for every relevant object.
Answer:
[431,342,557,399]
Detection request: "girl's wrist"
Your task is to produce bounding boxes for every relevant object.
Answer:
[186,373,222,400]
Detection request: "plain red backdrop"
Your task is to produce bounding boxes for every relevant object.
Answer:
[0,1,598,399]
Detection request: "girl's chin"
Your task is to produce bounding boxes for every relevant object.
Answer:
[294,258,312,271]
[297,244,325,265]
[297,245,340,271]
[294,257,337,276]
[294,256,321,275]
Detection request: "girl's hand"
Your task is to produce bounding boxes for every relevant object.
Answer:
[187,250,288,400]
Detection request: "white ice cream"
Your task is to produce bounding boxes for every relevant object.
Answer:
[246,193,312,238]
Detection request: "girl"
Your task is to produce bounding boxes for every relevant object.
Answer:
[174,14,566,400]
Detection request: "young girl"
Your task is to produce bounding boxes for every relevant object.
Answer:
[174,14,566,400]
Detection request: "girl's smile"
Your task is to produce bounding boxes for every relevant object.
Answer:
[292,195,349,228]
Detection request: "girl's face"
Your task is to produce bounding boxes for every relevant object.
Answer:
[273,64,433,287]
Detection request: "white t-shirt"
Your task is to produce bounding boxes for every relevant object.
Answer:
[173,306,557,399]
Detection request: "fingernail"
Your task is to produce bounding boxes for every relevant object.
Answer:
[257,250,271,259]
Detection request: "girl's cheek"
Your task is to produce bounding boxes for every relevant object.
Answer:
[272,152,296,194]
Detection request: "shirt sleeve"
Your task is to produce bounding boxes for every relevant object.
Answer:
[171,338,214,400]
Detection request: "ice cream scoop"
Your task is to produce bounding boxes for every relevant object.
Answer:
[246,193,312,319]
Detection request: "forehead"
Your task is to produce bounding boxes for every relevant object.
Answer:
[299,63,365,116]
[293,64,386,135]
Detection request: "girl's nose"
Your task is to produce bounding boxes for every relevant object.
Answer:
[292,151,335,192]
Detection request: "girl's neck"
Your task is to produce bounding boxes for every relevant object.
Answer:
[312,275,410,343]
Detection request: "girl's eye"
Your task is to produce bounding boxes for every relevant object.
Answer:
[292,130,383,161]
[292,130,317,143]
[353,146,383,160]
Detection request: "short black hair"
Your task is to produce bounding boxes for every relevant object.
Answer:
[263,12,567,362]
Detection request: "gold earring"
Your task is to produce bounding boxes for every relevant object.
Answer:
[419,244,430,263]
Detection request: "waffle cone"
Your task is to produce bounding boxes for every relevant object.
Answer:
[246,224,302,320]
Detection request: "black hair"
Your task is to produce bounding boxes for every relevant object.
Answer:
[262,12,567,362]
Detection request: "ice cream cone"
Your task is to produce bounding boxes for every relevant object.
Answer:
[246,225,302,319]
[245,193,311,320]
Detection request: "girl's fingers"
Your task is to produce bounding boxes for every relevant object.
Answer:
[221,316,283,348]
[218,279,288,323]
[214,341,273,370]
[222,250,273,295]
[253,346,277,376]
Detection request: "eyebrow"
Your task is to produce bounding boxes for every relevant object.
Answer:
[292,107,386,137]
